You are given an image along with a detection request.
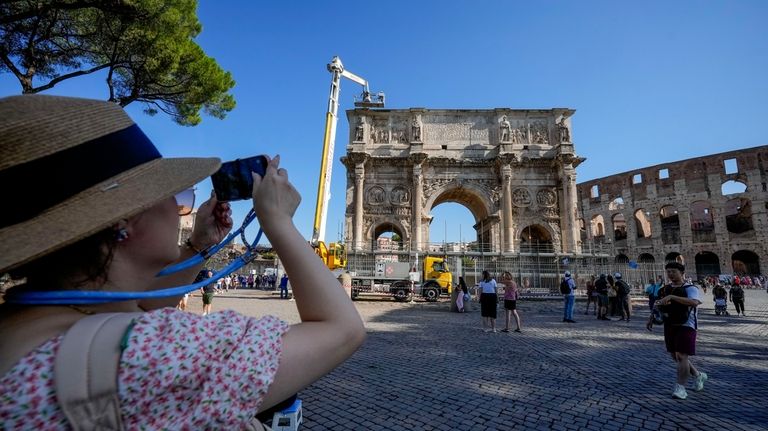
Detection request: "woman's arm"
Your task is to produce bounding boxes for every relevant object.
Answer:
[252,156,366,412]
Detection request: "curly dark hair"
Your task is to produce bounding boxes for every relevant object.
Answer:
[8,228,118,291]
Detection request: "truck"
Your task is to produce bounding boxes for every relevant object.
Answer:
[349,256,453,302]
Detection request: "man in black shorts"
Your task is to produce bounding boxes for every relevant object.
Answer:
[647,262,707,400]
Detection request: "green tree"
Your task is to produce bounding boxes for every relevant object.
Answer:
[391,233,402,243]
[0,0,235,125]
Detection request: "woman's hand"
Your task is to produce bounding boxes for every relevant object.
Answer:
[251,155,301,231]
[190,191,233,249]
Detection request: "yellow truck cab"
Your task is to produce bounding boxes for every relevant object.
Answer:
[421,256,453,300]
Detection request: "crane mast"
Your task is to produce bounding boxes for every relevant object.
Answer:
[311,56,384,247]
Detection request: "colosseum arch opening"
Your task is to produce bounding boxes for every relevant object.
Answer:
[725,197,754,235]
[691,201,715,243]
[660,205,680,245]
[732,250,760,276]
[695,251,721,277]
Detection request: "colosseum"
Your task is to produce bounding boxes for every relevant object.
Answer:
[576,145,768,280]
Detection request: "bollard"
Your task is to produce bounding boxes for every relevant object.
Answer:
[337,272,352,300]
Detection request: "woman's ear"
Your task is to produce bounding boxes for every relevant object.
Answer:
[112,219,130,242]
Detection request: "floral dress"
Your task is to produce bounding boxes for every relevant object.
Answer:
[0,308,289,430]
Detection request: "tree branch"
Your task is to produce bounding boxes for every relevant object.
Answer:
[28,63,114,93]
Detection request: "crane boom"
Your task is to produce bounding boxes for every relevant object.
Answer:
[311,57,384,246]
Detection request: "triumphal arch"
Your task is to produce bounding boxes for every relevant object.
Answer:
[341,108,584,255]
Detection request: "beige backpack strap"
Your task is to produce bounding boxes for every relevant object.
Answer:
[54,312,142,431]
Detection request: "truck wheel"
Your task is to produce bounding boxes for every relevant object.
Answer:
[351,289,359,300]
[393,289,408,302]
[424,288,439,302]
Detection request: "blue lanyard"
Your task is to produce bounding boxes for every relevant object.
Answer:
[5,210,263,305]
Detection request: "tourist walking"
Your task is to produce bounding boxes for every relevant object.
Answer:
[729,282,746,316]
[646,262,707,400]
[500,271,522,332]
[456,277,469,313]
[615,272,632,322]
[279,273,290,299]
[200,269,216,316]
[561,271,577,323]
[478,270,498,332]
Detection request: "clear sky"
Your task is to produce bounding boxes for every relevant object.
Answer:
[2,1,767,246]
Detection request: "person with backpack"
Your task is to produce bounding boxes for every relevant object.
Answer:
[646,262,707,400]
[729,281,746,316]
[595,273,610,320]
[614,272,632,322]
[561,271,577,323]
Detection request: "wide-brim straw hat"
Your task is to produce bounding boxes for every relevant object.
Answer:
[0,95,221,273]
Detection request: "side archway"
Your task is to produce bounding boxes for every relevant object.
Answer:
[370,219,409,253]
[519,224,554,253]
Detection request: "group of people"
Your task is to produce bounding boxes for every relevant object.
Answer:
[457,271,523,333]
[0,95,366,429]
[582,272,633,321]
[711,280,747,316]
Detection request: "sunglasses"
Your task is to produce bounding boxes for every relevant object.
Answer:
[175,188,195,216]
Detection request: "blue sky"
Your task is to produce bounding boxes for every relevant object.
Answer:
[2,1,767,245]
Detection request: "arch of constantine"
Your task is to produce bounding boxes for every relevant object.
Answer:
[340,108,583,255]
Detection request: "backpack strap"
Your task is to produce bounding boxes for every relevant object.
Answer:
[54,312,142,431]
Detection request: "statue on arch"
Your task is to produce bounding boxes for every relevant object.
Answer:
[499,115,511,142]
[557,116,570,143]
[411,115,422,142]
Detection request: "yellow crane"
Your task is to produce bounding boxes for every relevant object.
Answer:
[312,57,384,270]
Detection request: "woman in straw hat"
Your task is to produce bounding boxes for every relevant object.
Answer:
[0,95,366,429]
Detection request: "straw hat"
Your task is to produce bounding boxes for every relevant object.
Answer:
[0,95,221,273]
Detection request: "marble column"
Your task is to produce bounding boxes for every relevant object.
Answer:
[412,164,423,252]
[560,166,580,253]
[501,165,514,252]
[354,163,365,251]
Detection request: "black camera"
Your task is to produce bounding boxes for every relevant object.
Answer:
[210,155,269,201]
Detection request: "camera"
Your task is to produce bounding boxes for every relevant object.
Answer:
[210,155,269,201]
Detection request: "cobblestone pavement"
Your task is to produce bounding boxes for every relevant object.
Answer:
[191,288,768,430]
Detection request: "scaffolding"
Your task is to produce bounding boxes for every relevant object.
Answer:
[347,250,665,296]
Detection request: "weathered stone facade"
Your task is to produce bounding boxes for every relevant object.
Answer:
[340,108,584,254]
[577,146,768,277]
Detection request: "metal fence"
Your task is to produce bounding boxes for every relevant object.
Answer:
[347,251,666,296]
